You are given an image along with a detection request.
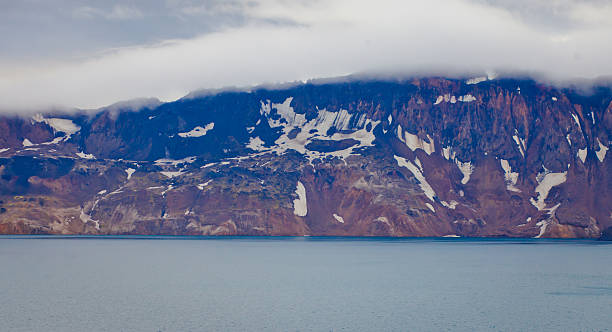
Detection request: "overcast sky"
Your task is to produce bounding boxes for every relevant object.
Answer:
[1,0,611,112]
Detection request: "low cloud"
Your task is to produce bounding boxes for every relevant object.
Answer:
[1,0,611,112]
[72,5,144,20]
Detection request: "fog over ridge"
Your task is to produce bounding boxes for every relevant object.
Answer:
[1,0,611,112]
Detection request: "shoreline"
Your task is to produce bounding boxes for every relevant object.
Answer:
[1,234,609,242]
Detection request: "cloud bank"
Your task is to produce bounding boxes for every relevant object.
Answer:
[1,0,611,112]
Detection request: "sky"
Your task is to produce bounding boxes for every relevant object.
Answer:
[0,0,611,112]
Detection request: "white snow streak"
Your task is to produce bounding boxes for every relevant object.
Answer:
[512,130,526,157]
[571,114,582,132]
[425,203,436,213]
[197,179,213,190]
[394,155,436,202]
[293,181,308,216]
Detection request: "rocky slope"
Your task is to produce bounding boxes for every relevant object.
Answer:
[1,76,610,238]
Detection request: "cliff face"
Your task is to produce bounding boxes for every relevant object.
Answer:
[1,77,610,238]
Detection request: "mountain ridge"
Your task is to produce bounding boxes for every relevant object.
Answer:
[1,76,610,238]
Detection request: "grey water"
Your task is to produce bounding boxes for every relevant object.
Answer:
[0,236,611,332]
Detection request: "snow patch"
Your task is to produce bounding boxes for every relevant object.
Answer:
[41,137,66,145]
[260,97,307,128]
[596,138,608,162]
[293,181,308,216]
[442,146,455,160]
[425,203,436,213]
[246,136,266,151]
[458,94,476,102]
[256,97,380,163]
[441,200,458,209]
[551,97,558,101]
[125,168,135,180]
[530,167,567,210]
[512,129,526,157]
[76,152,95,159]
[500,159,521,192]
[22,138,33,147]
[435,94,476,104]
[455,160,473,185]
[394,155,436,202]
[32,114,80,140]
[197,179,213,190]
[79,209,100,230]
[333,213,345,223]
[161,171,184,178]
[41,118,79,135]
[414,157,423,171]
[535,203,561,238]
[178,123,214,138]
[571,114,582,132]
[397,125,435,155]
[0,148,9,153]
[161,185,173,196]
[577,148,587,163]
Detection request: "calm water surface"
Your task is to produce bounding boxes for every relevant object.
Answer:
[0,236,611,331]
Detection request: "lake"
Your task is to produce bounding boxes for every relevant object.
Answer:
[0,236,611,331]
